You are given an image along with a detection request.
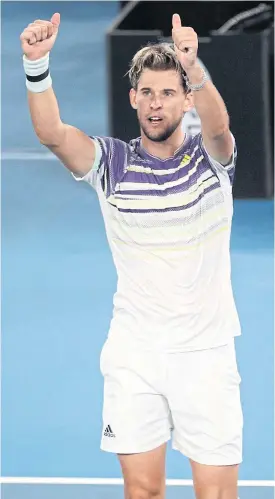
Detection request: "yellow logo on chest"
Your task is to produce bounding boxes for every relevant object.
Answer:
[180,154,191,167]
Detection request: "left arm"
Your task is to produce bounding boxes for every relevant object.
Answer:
[185,64,233,165]
[172,13,234,165]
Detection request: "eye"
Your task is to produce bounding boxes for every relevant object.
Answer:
[164,90,173,96]
[142,89,151,96]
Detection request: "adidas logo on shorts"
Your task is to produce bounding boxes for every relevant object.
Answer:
[104,425,116,437]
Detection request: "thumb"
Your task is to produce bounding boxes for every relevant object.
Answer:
[51,12,60,31]
[172,13,182,29]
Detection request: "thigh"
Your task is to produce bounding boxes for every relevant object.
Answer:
[100,340,172,454]
[168,341,243,465]
[119,443,167,499]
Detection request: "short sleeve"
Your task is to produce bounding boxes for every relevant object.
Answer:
[72,136,129,194]
[198,132,237,186]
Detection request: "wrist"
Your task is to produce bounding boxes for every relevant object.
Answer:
[24,51,49,62]
[184,63,210,92]
[23,53,52,93]
[185,63,204,84]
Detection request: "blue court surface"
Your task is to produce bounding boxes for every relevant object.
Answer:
[1,2,274,499]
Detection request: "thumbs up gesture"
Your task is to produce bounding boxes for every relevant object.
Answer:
[172,14,198,71]
[20,13,60,61]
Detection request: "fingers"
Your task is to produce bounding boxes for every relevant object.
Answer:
[177,41,197,53]
[172,15,198,68]
[20,25,52,45]
[172,23,197,52]
[33,19,54,26]
[20,30,35,46]
[172,13,182,29]
[20,17,59,46]
[30,22,54,39]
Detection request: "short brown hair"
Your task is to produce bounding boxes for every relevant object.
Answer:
[128,42,189,92]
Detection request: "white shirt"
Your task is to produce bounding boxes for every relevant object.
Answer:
[73,133,241,352]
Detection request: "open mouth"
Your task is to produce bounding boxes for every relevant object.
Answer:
[148,116,162,123]
[148,116,163,124]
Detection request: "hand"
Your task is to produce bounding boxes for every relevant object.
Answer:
[172,14,198,71]
[20,13,60,61]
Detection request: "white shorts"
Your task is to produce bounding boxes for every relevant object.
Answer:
[100,339,243,466]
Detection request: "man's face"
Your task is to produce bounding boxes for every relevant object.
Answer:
[130,69,193,142]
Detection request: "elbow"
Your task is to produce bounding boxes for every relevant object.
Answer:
[36,124,66,149]
[38,136,60,148]
[202,114,230,141]
[212,121,230,140]
[216,113,230,136]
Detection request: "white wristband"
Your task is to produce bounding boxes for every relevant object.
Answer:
[23,53,52,93]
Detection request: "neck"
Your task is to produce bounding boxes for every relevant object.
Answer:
[140,127,185,160]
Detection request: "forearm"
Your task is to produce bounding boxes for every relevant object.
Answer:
[20,13,96,176]
[28,86,65,146]
[23,52,65,146]
[186,64,230,138]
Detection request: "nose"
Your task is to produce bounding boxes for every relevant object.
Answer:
[150,96,163,110]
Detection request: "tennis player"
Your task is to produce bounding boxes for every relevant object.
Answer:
[20,12,243,499]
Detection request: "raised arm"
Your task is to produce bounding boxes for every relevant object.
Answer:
[20,13,95,176]
[172,13,234,166]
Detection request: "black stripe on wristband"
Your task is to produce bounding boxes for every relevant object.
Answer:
[26,68,49,82]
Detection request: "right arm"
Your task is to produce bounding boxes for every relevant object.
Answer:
[21,13,95,177]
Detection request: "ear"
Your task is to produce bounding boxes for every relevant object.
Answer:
[129,88,138,109]
[183,91,194,113]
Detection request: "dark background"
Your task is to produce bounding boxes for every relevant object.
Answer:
[108,0,274,198]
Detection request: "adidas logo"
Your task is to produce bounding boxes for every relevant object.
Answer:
[104,425,116,438]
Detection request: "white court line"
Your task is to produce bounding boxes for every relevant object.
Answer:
[1,151,57,161]
[1,477,274,486]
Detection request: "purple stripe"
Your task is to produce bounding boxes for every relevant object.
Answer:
[116,172,217,197]
[124,153,208,185]
[131,134,195,169]
[109,182,220,214]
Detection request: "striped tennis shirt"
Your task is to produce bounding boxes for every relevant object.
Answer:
[74,133,241,352]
